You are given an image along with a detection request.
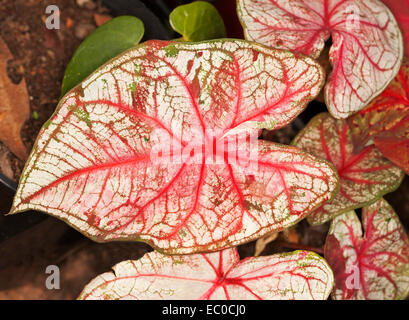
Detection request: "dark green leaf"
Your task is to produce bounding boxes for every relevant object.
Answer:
[61,16,144,96]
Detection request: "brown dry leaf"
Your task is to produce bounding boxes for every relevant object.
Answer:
[66,17,74,29]
[315,46,331,104]
[94,13,112,27]
[254,232,279,256]
[283,228,300,244]
[0,143,13,179]
[0,37,29,160]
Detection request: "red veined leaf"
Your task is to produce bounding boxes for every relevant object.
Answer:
[383,0,409,56]
[348,58,409,174]
[293,113,404,225]
[10,40,339,254]
[78,248,334,300]
[237,0,403,119]
[324,198,409,300]
[373,137,409,174]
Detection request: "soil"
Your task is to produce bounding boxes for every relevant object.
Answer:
[0,217,152,299]
[0,0,408,300]
[0,0,106,181]
[0,0,155,299]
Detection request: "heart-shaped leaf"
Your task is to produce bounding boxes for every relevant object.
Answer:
[325,198,409,300]
[61,16,144,96]
[170,1,227,41]
[293,113,404,225]
[237,0,403,119]
[10,40,339,254]
[348,58,409,174]
[78,248,334,300]
[383,0,409,56]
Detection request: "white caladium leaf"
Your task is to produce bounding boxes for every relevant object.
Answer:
[325,198,409,300]
[293,113,404,225]
[10,40,339,254]
[237,0,403,119]
[79,248,334,300]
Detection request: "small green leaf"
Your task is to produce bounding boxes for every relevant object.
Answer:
[61,16,144,96]
[169,1,226,42]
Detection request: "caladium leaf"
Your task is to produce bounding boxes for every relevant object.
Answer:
[61,16,144,96]
[169,1,227,42]
[348,58,409,174]
[78,248,334,300]
[237,0,404,119]
[383,0,409,56]
[325,198,409,300]
[10,39,339,254]
[293,113,404,225]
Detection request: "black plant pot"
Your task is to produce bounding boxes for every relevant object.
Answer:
[0,0,174,244]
